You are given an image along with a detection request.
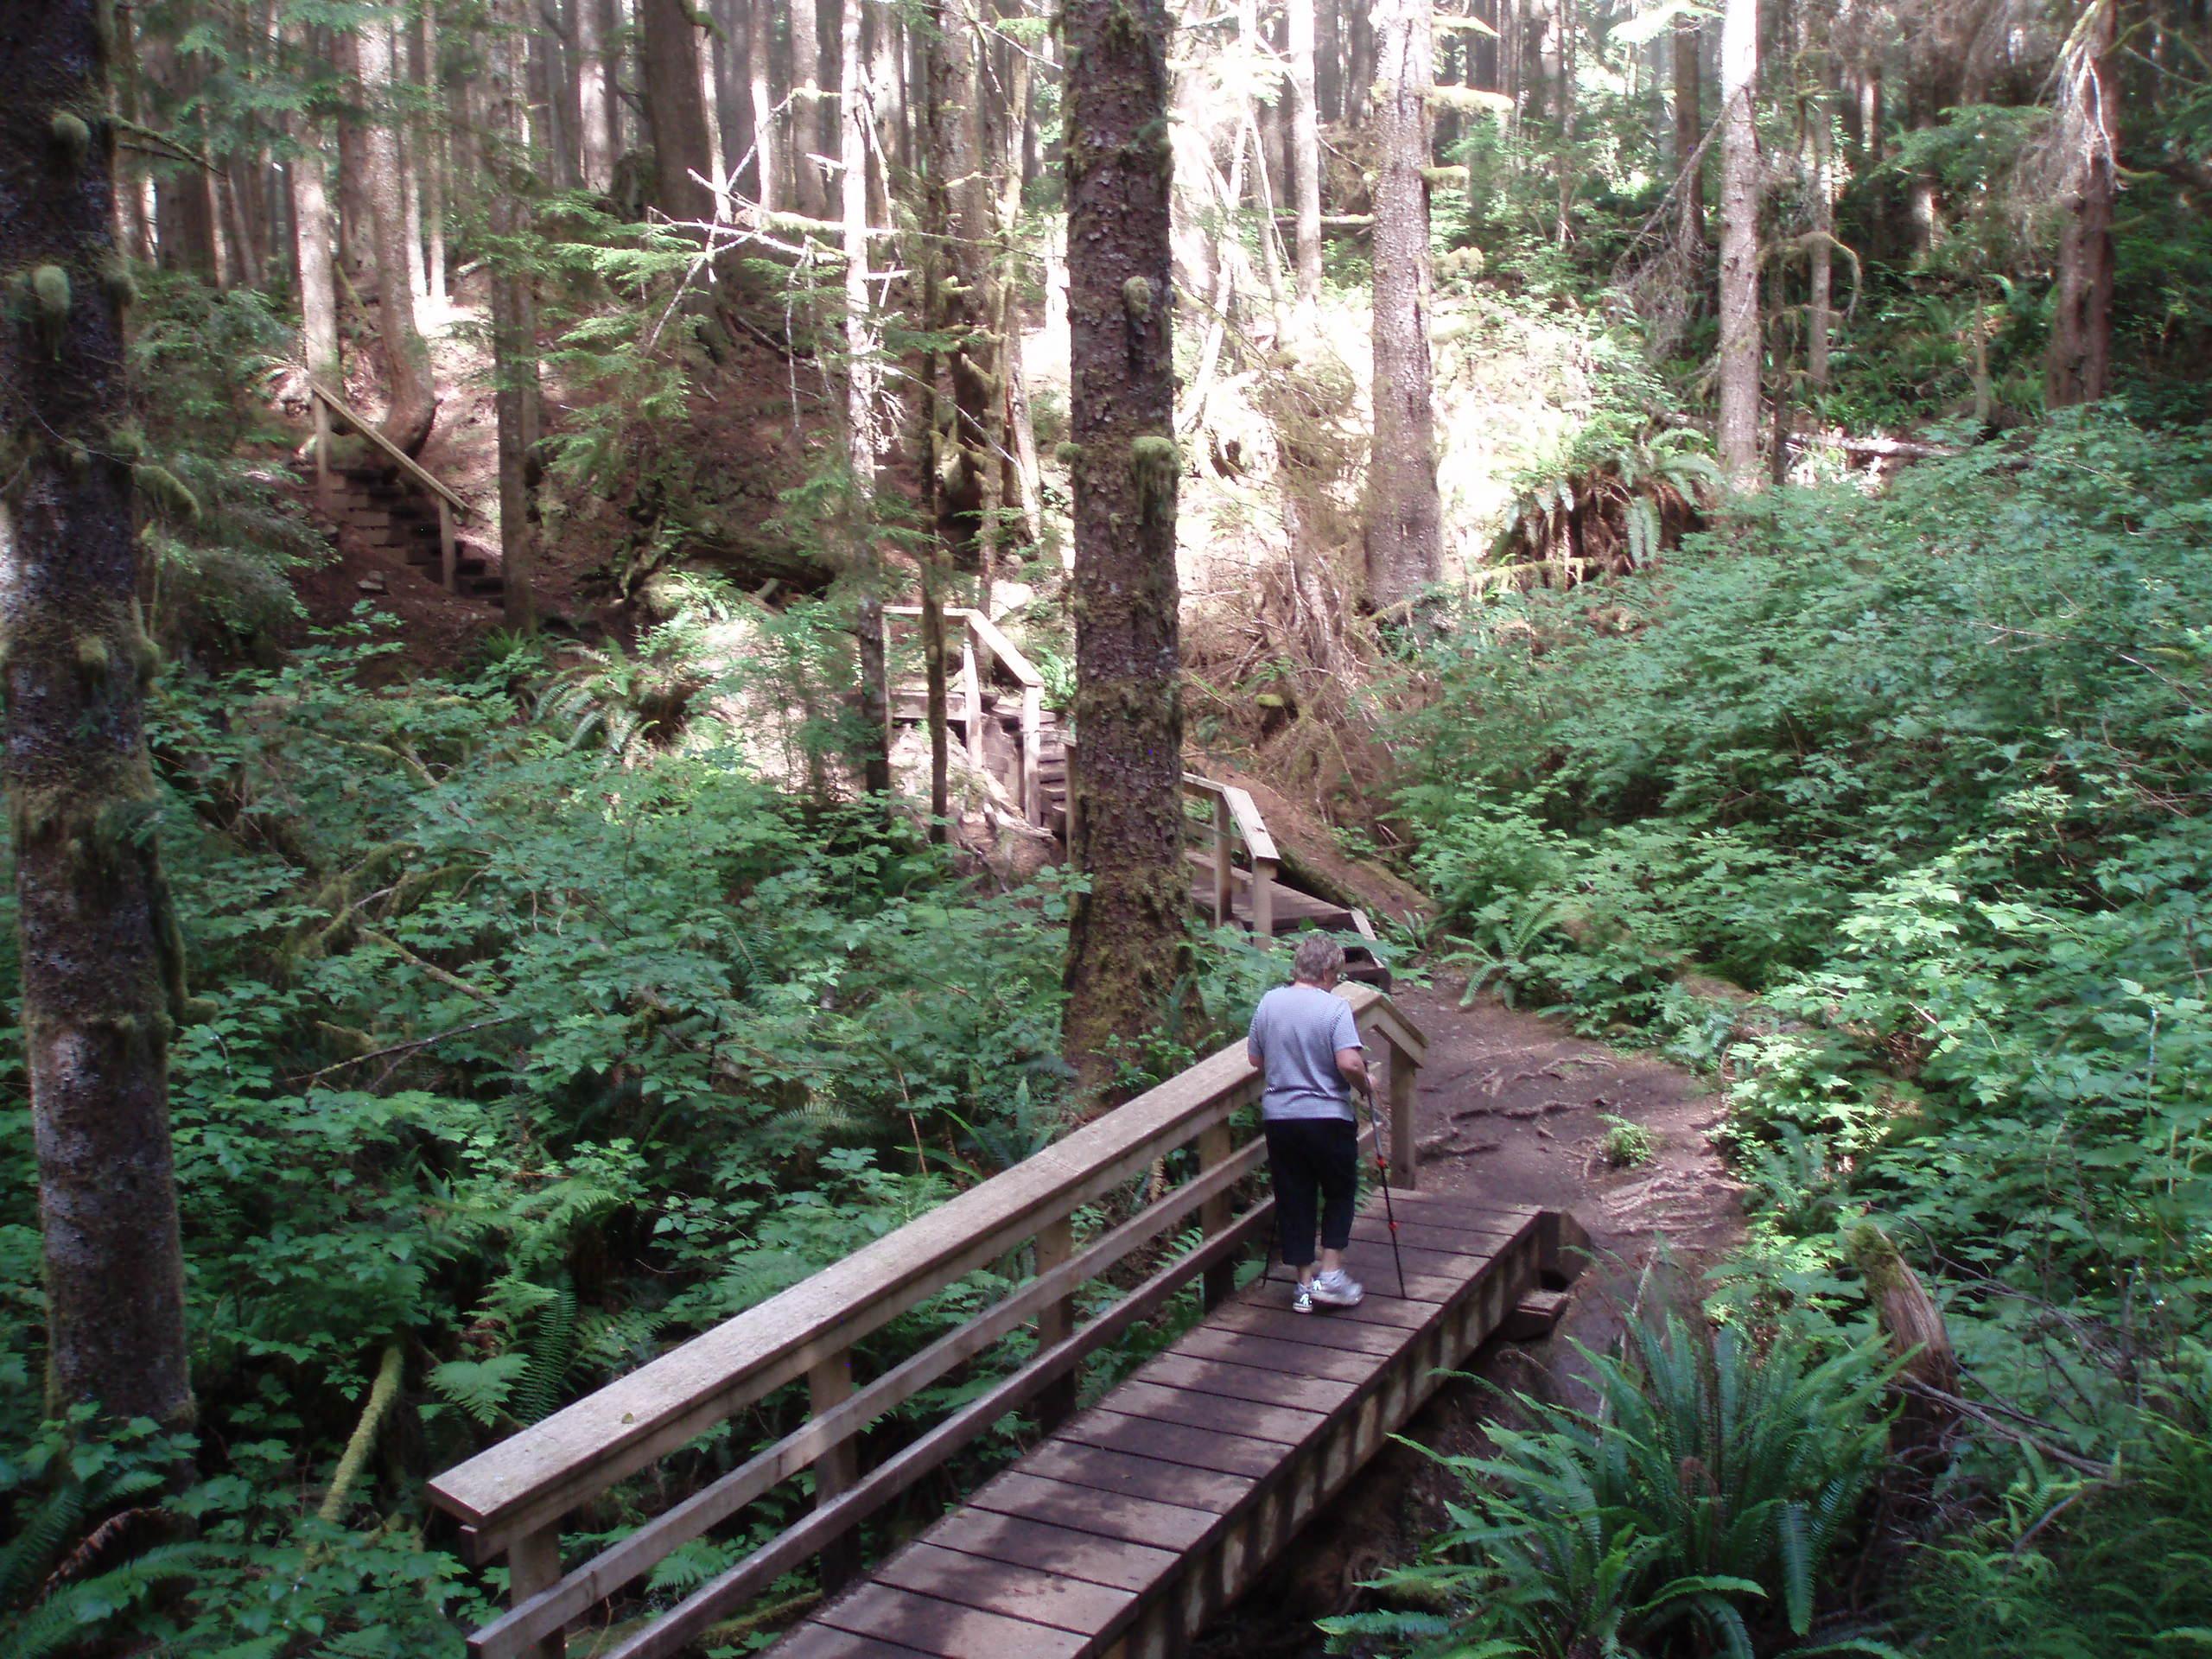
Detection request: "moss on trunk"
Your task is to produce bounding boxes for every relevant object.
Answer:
[1,0,194,1425]
[1060,0,1188,1109]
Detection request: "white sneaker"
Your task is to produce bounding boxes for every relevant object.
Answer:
[1292,1281,1316,1314]
[1309,1268,1363,1308]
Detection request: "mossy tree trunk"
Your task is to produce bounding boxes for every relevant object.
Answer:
[1365,0,1443,613]
[1,0,194,1426]
[356,21,437,455]
[1061,0,1185,1108]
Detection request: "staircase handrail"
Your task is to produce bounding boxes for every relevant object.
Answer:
[308,381,471,518]
[427,985,1427,1659]
[1182,772,1279,934]
[882,605,1047,825]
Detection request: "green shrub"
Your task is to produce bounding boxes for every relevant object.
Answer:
[1323,1313,1897,1658]
[1396,410,2212,1425]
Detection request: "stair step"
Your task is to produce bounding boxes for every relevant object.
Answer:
[1503,1288,1572,1340]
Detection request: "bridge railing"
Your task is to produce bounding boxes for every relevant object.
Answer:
[882,604,1047,827]
[427,985,1427,1659]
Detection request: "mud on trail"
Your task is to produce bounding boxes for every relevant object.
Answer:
[1192,978,1747,1658]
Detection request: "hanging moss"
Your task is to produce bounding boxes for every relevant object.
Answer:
[132,461,201,523]
[100,258,137,309]
[29,264,71,357]
[48,112,92,171]
[1128,435,1179,520]
[1121,276,1153,324]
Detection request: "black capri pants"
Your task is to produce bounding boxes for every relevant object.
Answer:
[1264,1116,1358,1270]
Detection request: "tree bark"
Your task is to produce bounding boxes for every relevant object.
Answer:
[335,31,375,292]
[843,0,891,797]
[357,22,437,454]
[749,0,779,209]
[920,11,954,838]
[1061,0,1185,1106]
[1365,0,1444,612]
[1288,0,1324,318]
[1716,0,1762,486]
[2046,0,2117,407]
[940,0,1002,587]
[422,8,447,302]
[791,0,830,217]
[1672,14,1703,247]
[575,0,614,189]
[1,0,195,1427]
[486,0,540,630]
[292,156,342,394]
[1807,93,1833,385]
[639,0,717,222]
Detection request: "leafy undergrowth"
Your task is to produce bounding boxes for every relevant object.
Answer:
[1387,408,2212,1648]
[0,619,1268,1652]
[1324,1313,1897,1659]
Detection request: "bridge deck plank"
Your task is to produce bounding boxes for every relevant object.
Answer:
[769,1191,1547,1659]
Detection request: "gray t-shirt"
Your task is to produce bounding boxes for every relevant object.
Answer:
[1247,984,1363,1122]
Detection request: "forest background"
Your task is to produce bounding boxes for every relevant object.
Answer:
[2,0,2211,1650]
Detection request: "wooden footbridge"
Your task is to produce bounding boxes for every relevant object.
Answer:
[429,988,1583,1659]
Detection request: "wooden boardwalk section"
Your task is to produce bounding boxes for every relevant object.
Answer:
[428,988,1579,1659]
[775,1191,1554,1659]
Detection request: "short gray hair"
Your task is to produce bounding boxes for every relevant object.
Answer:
[1293,933,1346,983]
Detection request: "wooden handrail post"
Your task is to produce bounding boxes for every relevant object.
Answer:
[1034,1217,1077,1429]
[1198,1122,1237,1308]
[313,393,334,515]
[1211,795,1233,926]
[438,498,458,593]
[1389,1037,1419,1191]
[961,631,984,766]
[507,1527,565,1659]
[1252,855,1277,938]
[1020,684,1042,827]
[809,1355,860,1592]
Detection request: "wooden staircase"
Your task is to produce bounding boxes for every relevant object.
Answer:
[883,604,1382,970]
[307,382,493,601]
[330,463,504,601]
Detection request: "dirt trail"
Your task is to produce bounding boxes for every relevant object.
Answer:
[1193,976,1746,1657]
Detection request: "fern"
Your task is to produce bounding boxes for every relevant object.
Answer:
[1325,1313,1897,1657]
[429,1353,531,1427]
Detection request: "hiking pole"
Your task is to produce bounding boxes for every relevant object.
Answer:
[1359,1077,1408,1299]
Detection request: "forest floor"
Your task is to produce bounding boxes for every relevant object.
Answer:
[1192,976,1747,1657]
